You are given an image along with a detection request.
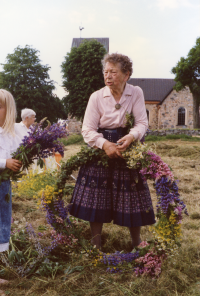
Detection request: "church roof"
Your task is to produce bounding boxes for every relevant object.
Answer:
[71,38,109,52]
[128,78,176,103]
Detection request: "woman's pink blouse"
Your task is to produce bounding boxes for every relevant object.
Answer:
[82,83,148,149]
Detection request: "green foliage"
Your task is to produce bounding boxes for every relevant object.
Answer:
[165,134,191,140]
[61,39,107,119]
[0,229,67,279]
[171,37,200,127]
[59,134,84,146]
[172,37,200,94]
[124,112,135,133]
[0,45,66,122]
[55,145,109,194]
[35,261,63,279]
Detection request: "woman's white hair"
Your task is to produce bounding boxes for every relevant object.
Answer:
[21,108,36,121]
[0,89,16,135]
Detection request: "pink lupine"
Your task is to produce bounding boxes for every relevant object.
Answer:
[140,151,174,181]
[135,248,167,278]
[138,241,150,248]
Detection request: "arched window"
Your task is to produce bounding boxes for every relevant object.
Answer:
[146,109,149,121]
[178,107,185,125]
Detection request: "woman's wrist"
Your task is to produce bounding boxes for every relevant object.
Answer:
[127,134,135,142]
[102,140,110,151]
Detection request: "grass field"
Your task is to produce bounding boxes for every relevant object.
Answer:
[1,139,200,296]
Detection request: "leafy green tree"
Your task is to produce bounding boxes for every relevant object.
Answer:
[172,37,200,128]
[0,45,66,122]
[61,39,107,120]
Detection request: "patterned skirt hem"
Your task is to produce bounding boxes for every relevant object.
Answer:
[69,205,156,227]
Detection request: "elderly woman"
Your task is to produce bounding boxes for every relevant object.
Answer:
[69,53,155,249]
[15,108,36,140]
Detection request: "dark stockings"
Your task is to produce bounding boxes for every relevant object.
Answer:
[90,222,103,250]
[129,226,141,248]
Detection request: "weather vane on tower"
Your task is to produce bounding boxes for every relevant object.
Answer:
[79,25,84,39]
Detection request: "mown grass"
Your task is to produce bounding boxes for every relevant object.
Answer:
[1,140,200,296]
[153,142,200,159]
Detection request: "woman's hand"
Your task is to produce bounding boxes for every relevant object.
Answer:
[102,141,123,159]
[6,159,22,172]
[116,134,134,152]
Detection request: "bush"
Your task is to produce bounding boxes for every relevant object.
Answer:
[13,170,57,199]
[145,135,163,142]
[145,134,200,142]
[59,134,84,146]
[165,134,191,139]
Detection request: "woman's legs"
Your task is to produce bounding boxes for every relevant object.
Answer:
[90,223,141,249]
[90,222,103,250]
[129,226,141,248]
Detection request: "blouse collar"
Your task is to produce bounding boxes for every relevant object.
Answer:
[103,83,132,98]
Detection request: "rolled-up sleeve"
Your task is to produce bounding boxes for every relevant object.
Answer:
[129,87,148,140]
[82,93,107,149]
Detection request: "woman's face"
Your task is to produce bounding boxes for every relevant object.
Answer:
[104,62,129,91]
[0,102,6,127]
[26,114,36,126]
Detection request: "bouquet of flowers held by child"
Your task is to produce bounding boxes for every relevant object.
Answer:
[0,118,68,185]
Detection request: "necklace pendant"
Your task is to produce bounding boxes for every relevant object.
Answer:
[115,103,121,110]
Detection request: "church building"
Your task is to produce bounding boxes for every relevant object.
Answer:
[128,78,195,129]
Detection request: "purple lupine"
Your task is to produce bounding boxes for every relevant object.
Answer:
[53,198,71,223]
[98,251,140,273]
[41,195,71,235]
[42,202,58,228]
[25,223,62,260]
[155,176,188,219]
[13,119,68,165]
[26,224,46,257]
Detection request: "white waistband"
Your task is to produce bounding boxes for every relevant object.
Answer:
[0,242,9,252]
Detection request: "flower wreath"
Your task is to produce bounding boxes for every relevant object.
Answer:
[42,139,188,277]
[1,117,188,277]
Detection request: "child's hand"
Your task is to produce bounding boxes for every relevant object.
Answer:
[6,159,22,172]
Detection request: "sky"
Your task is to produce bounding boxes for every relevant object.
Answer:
[0,0,200,99]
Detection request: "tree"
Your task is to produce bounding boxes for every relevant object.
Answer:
[0,45,66,122]
[172,37,200,128]
[61,39,107,120]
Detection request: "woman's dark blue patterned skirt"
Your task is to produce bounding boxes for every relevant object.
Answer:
[69,128,155,227]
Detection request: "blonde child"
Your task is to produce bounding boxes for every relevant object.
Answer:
[0,89,22,287]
